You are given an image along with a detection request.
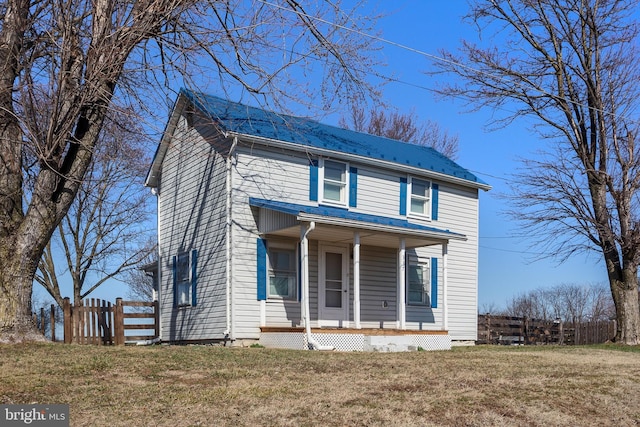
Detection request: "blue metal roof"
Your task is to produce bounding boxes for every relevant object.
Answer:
[249,197,466,240]
[182,89,488,187]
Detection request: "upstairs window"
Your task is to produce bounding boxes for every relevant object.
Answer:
[321,159,348,206]
[310,159,357,207]
[409,177,431,218]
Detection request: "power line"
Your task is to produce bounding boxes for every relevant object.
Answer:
[479,245,546,256]
[258,0,640,128]
[468,169,510,182]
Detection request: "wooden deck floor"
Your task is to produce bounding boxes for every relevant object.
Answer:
[260,326,448,336]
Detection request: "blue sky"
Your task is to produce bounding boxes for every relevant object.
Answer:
[364,1,608,310]
[34,1,609,311]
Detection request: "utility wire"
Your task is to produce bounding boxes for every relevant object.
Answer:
[258,0,640,127]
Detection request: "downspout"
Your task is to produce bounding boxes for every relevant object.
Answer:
[225,136,238,343]
[152,187,162,341]
[301,222,334,351]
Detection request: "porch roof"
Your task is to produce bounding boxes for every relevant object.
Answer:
[249,197,466,248]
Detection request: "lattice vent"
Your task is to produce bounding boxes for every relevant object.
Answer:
[259,332,450,352]
[310,333,365,351]
[259,332,305,350]
[412,335,451,351]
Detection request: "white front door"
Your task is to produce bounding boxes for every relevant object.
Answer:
[319,245,349,326]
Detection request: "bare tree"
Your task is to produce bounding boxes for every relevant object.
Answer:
[435,0,640,344]
[0,0,379,339]
[589,284,616,322]
[34,110,154,308]
[124,243,157,302]
[479,301,503,316]
[560,283,591,324]
[504,282,614,324]
[505,289,555,321]
[546,286,566,321]
[339,105,459,159]
[505,292,538,319]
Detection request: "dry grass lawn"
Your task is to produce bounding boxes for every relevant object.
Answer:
[0,343,639,426]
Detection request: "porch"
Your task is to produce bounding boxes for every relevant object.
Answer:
[259,327,451,352]
[251,198,466,351]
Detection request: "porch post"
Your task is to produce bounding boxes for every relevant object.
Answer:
[398,238,406,329]
[353,232,361,329]
[443,243,449,331]
[300,224,311,328]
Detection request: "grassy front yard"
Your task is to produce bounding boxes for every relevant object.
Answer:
[0,343,639,426]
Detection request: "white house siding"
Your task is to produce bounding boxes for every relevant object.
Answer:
[308,240,320,322]
[356,167,404,218]
[357,246,399,328]
[157,113,229,342]
[227,144,310,338]
[235,144,311,204]
[431,182,480,341]
[227,140,480,340]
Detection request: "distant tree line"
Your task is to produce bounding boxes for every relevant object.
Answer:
[485,283,616,324]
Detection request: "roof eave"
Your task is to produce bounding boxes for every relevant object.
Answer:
[297,213,467,242]
[145,94,190,188]
[231,131,491,192]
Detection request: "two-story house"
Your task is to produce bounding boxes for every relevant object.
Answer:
[145,89,490,351]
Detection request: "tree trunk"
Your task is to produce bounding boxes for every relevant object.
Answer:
[0,245,44,340]
[610,272,640,345]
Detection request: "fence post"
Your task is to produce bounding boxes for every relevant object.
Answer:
[97,300,109,345]
[154,299,160,339]
[106,301,113,345]
[40,307,45,335]
[114,298,124,345]
[50,304,56,342]
[91,299,98,345]
[558,320,564,345]
[63,298,71,344]
[77,299,84,344]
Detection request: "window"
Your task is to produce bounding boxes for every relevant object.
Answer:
[407,255,430,305]
[174,250,197,307]
[321,159,348,205]
[409,177,431,217]
[267,247,297,300]
[310,159,357,207]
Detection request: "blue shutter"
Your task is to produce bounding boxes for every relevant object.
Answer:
[431,257,438,309]
[309,160,319,202]
[191,249,198,306]
[349,167,358,207]
[257,238,267,300]
[399,177,407,215]
[431,183,439,221]
[172,256,178,308]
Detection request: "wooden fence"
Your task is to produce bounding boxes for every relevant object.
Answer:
[477,314,616,345]
[63,297,159,345]
[32,304,57,342]
[563,320,617,345]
